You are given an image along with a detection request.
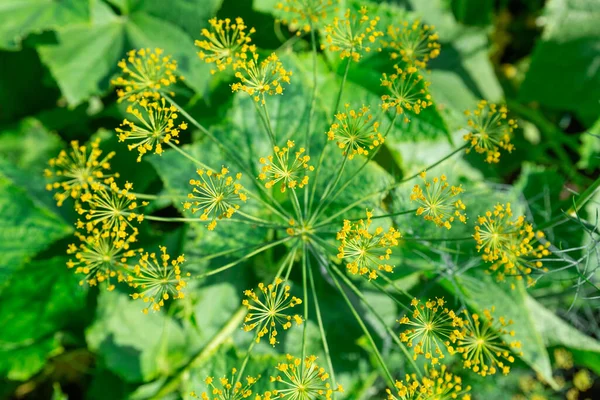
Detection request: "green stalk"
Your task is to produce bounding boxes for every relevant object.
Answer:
[304,23,319,216]
[166,141,213,171]
[301,242,310,367]
[314,209,418,229]
[253,99,277,146]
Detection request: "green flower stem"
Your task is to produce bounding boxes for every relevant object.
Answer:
[313,209,418,229]
[245,190,292,224]
[235,210,282,227]
[332,266,423,379]
[151,306,247,400]
[234,339,258,387]
[253,99,277,146]
[304,23,319,216]
[290,188,304,224]
[312,247,395,388]
[274,244,299,283]
[166,141,213,171]
[138,214,284,229]
[300,242,309,368]
[314,154,349,216]
[307,253,338,398]
[401,235,474,242]
[195,236,292,279]
[373,275,413,311]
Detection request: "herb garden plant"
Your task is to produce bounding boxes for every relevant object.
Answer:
[1,0,599,399]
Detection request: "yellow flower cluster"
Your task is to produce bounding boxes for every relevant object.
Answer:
[463,100,517,164]
[322,6,383,62]
[116,98,188,162]
[195,17,256,74]
[336,210,402,280]
[381,65,432,122]
[183,167,247,231]
[45,139,117,206]
[382,20,441,68]
[129,246,189,314]
[112,48,179,103]
[386,365,471,400]
[271,354,343,399]
[275,0,338,33]
[326,104,384,159]
[232,52,292,103]
[474,203,551,286]
[242,278,303,346]
[410,172,467,229]
[258,140,313,192]
[192,369,261,400]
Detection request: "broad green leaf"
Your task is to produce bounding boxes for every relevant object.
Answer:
[520,0,600,118]
[0,257,87,380]
[577,118,600,171]
[0,0,90,50]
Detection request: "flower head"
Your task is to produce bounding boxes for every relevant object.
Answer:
[232,53,292,103]
[381,65,432,122]
[66,231,139,291]
[326,104,384,159]
[258,140,313,192]
[456,307,522,376]
[45,139,117,206]
[474,203,551,286]
[184,167,247,231]
[382,20,440,68]
[398,298,464,364]
[322,6,383,62]
[275,0,338,33]
[410,172,467,229]
[192,369,262,400]
[463,100,517,164]
[242,278,303,346]
[116,97,188,162]
[129,246,189,314]
[271,354,343,399]
[195,17,256,75]
[336,210,401,280]
[75,180,147,235]
[386,365,471,400]
[112,48,180,103]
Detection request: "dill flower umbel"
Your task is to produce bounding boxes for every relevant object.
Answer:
[258,140,313,192]
[45,139,117,206]
[116,97,188,162]
[183,167,247,231]
[195,17,256,75]
[398,298,464,364]
[474,203,551,286]
[191,369,261,400]
[326,104,384,159]
[66,231,139,291]
[382,20,440,68]
[463,100,517,164]
[129,246,189,314]
[232,52,292,103]
[271,354,343,399]
[386,365,471,400]
[410,172,467,229]
[75,180,147,235]
[380,65,432,122]
[242,278,303,346]
[457,307,522,376]
[112,48,179,103]
[275,0,338,33]
[336,210,401,280]
[322,6,383,62]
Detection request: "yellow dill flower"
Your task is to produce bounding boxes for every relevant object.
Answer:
[129,246,189,314]
[45,139,117,206]
[232,52,292,104]
[554,348,574,370]
[380,65,432,122]
[112,48,180,103]
[192,369,262,400]
[258,140,313,192]
[271,354,343,399]
[474,203,551,286]
[195,17,256,75]
[463,100,517,164]
[336,210,402,280]
[410,172,467,229]
[242,278,303,346]
[183,167,247,231]
[573,369,593,392]
[456,307,522,377]
[66,231,139,291]
[398,298,464,364]
[382,20,440,68]
[326,104,384,159]
[322,6,383,62]
[115,97,188,162]
[75,180,147,235]
[386,365,472,400]
[275,0,338,33]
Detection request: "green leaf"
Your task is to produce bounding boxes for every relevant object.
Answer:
[520,0,600,117]
[0,0,90,50]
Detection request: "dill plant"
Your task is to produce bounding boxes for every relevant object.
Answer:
[43,1,570,398]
